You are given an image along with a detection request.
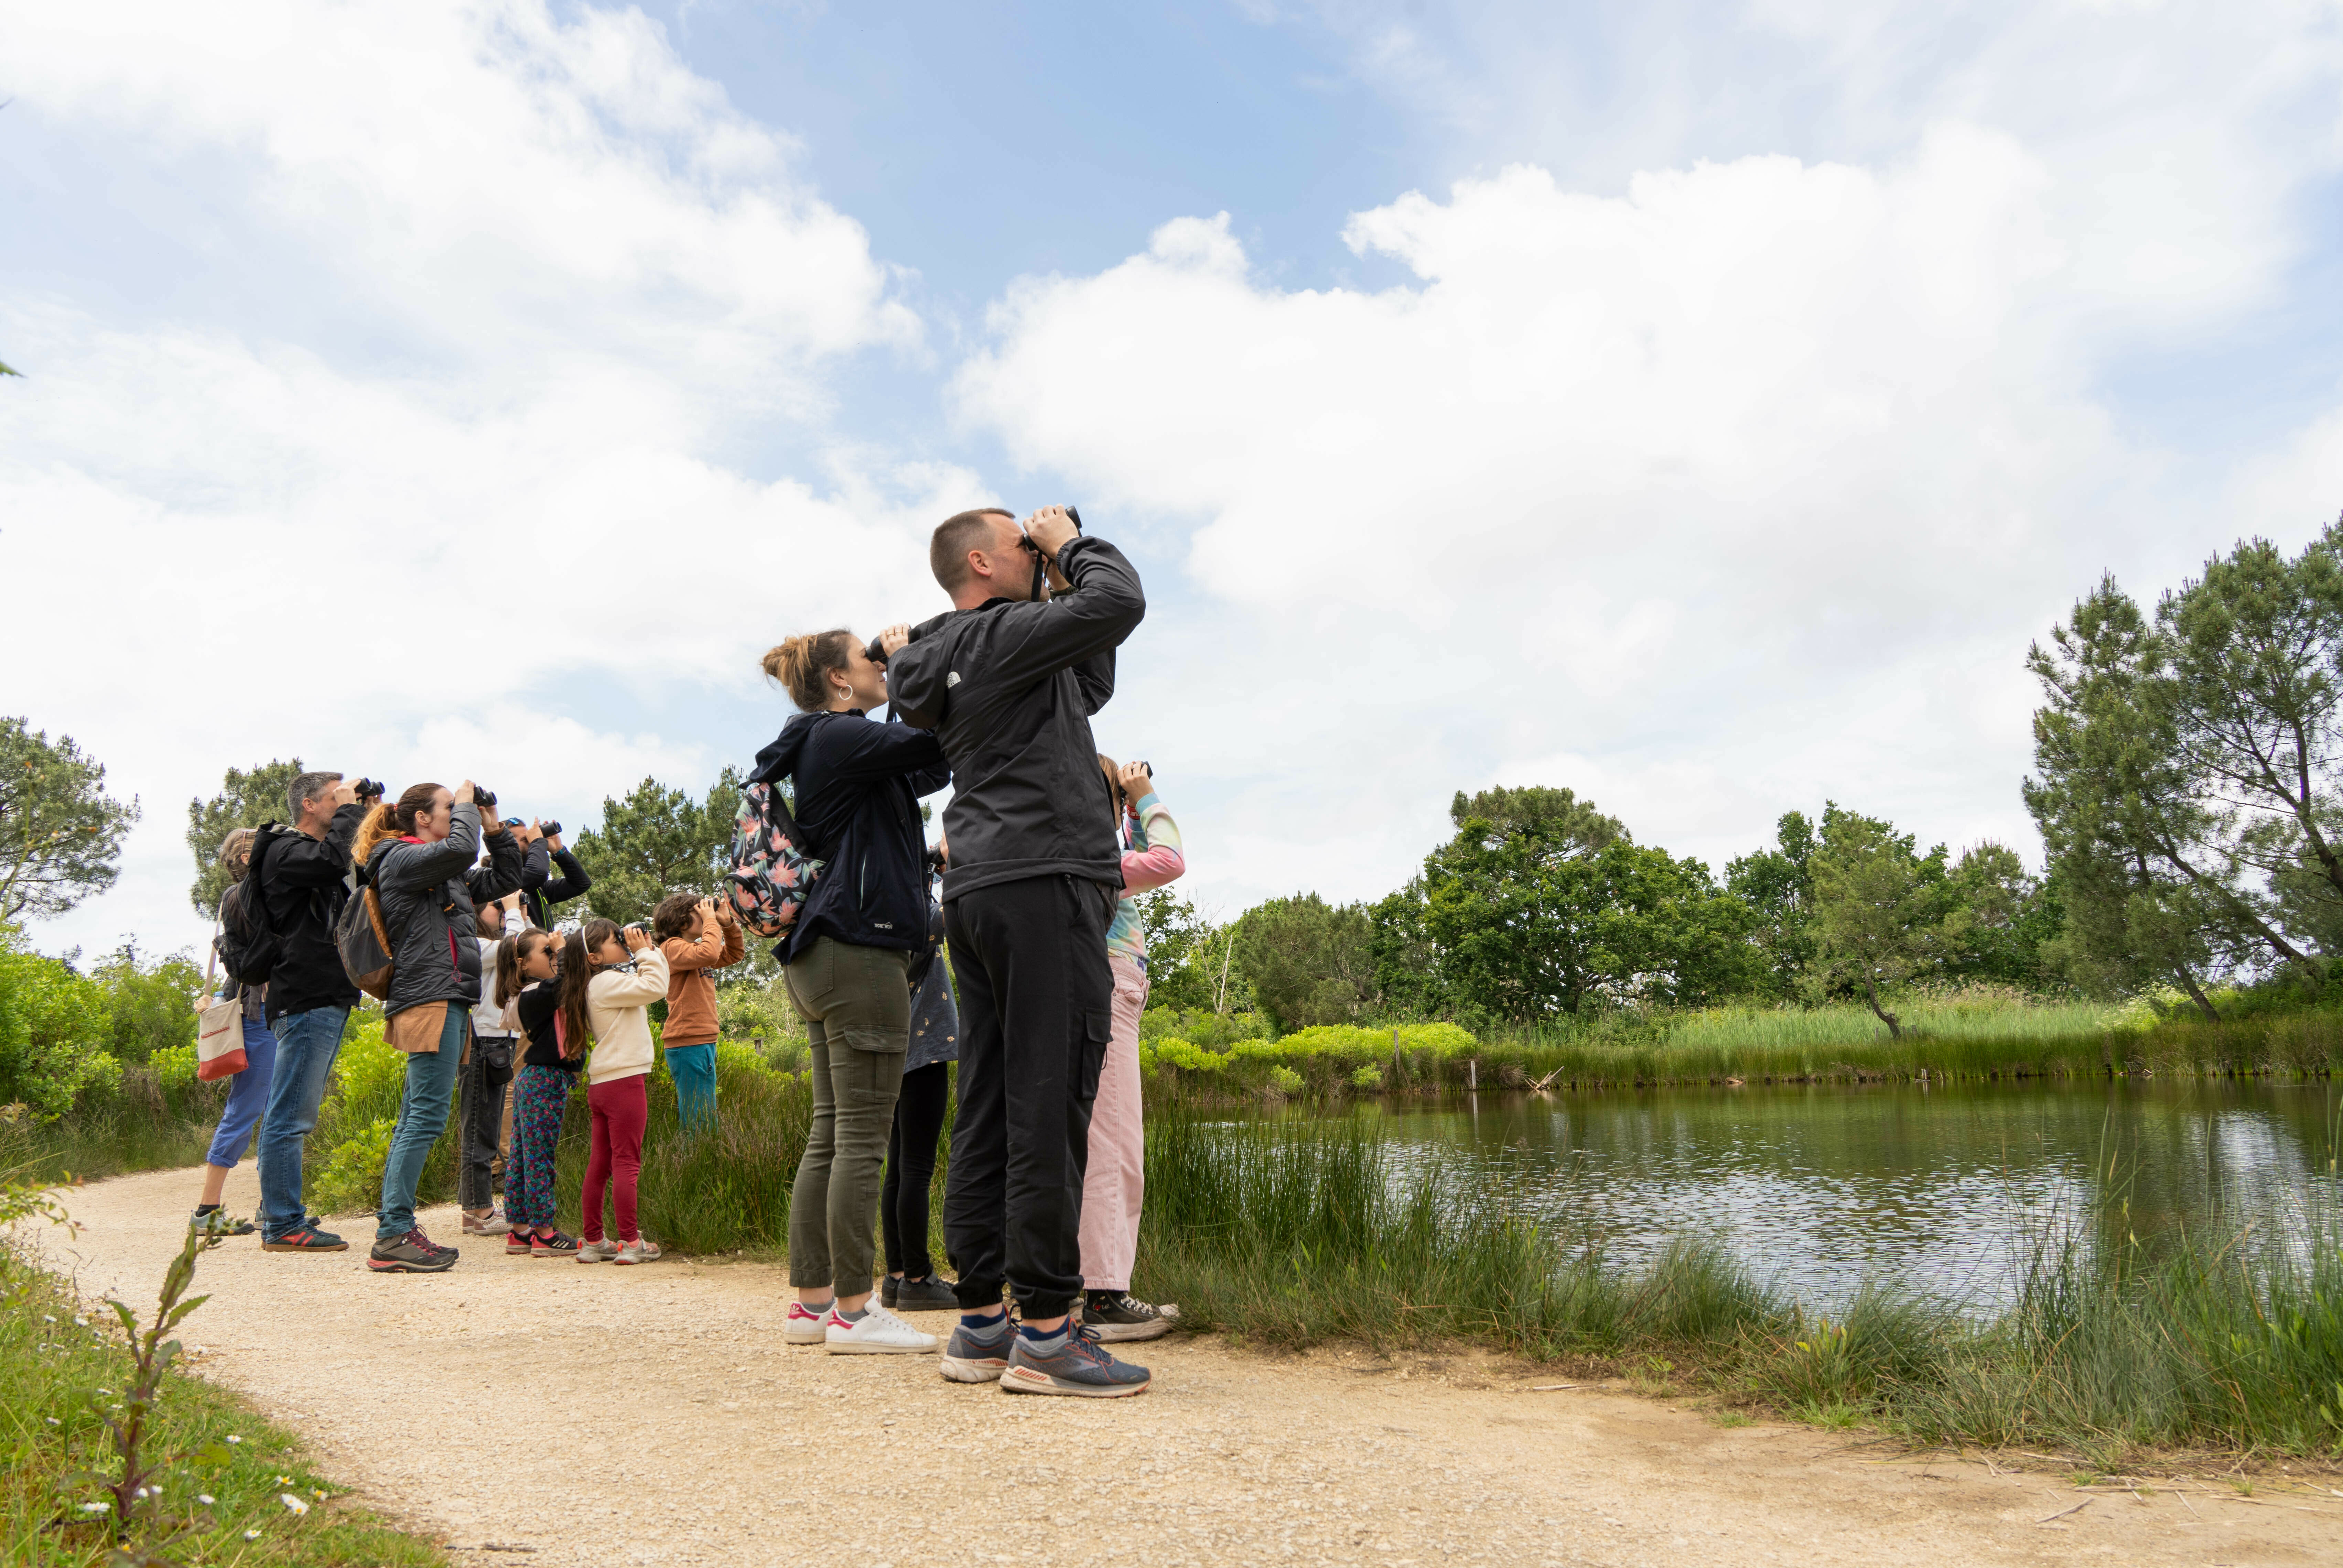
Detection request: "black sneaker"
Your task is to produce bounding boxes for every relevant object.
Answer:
[893,1274,961,1312]
[1001,1325,1151,1398]
[369,1229,456,1273]
[1083,1293,1175,1342]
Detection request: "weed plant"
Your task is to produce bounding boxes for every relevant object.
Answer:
[0,1227,441,1565]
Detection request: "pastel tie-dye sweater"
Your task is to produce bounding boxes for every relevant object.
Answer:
[1106,792,1184,965]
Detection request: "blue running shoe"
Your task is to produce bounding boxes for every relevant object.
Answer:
[941,1318,1015,1384]
[1000,1326,1151,1398]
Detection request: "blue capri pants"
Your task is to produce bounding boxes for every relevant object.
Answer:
[204,1016,279,1168]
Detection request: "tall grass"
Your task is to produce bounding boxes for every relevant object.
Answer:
[1137,987,2343,1101]
[1138,1110,2343,1459]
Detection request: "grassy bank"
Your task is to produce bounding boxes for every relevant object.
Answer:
[1137,1113,2343,1461]
[1137,990,2343,1100]
[0,1227,442,1565]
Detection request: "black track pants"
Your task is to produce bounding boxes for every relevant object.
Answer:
[942,872,1116,1319]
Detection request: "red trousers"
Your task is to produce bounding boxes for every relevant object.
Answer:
[583,1074,648,1243]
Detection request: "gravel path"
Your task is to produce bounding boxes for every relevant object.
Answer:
[26,1164,2339,1567]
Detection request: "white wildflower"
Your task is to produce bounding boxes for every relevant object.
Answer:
[279,1493,309,1516]
[81,1502,109,1513]
[198,1494,216,1506]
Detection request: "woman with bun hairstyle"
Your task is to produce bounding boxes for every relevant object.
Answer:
[353,780,527,1274]
[561,916,670,1264]
[755,626,953,1354]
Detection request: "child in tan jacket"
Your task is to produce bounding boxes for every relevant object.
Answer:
[654,892,746,1134]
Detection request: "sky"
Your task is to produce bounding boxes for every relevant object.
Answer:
[4,0,2342,965]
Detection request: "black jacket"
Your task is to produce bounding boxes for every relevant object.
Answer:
[751,708,949,960]
[250,803,368,1024]
[886,534,1145,901]
[363,805,529,1017]
[518,841,592,930]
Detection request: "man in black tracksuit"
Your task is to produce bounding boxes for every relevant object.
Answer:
[886,504,1147,1395]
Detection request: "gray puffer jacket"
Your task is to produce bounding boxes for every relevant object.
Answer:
[364,803,528,1018]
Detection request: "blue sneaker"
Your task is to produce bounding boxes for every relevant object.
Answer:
[940,1318,1015,1384]
[1001,1326,1152,1398]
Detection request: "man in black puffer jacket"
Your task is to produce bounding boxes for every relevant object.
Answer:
[357,781,527,1272]
[885,503,1149,1396]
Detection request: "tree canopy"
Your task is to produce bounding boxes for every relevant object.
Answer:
[0,718,140,924]
[184,758,305,920]
[572,770,744,927]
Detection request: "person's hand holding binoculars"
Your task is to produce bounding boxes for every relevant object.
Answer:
[1022,505,1079,593]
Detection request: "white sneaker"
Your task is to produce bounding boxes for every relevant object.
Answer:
[461,1208,511,1236]
[576,1239,619,1263]
[611,1239,663,1265]
[783,1302,830,1345]
[824,1302,939,1355]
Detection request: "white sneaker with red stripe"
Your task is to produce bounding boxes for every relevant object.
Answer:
[783,1302,830,1346]
[824,1301,939,1355]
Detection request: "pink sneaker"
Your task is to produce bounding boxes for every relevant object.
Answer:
[783,1302,829,1346]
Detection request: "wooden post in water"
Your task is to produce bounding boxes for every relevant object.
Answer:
[1468,1056,1478,1092]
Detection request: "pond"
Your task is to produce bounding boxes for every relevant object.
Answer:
[1254,1078,2342,1310]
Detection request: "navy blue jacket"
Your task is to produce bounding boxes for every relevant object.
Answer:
[752,709,949,960]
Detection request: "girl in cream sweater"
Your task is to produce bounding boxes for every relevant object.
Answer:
[558,917,671,1264]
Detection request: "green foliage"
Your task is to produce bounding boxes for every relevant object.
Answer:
[0,929,121,1119]
[1807,804,1966,1035]
[182,759,305,921]
[88,942,204,1065]
[1724,810,1817,998]
[1415,801,1759,1021]
[1231,893,1375,1031]
[0,1245,444,1565]
[1137,1006,1268,1049]
[1128,889,1219,1012]
[1265,1064,1305,1096]
[0,717,140,923]
[2027,524,2343,1001]
[572,769,744,926]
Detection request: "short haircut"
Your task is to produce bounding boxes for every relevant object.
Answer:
[652,891,702,943]
[930,508,1015,594]
[287,771,344,820]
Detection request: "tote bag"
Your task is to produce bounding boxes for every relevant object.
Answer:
[195,924,249,1081]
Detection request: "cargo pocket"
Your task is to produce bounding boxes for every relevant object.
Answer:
[1076,1009,1111,1102]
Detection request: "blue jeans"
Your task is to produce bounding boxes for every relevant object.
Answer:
[667,1042,717,1135]
[256,1006,350,1241]
[378,1007,466,1241]
[204,1016,279,1169]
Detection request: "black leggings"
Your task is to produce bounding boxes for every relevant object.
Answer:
[881,1061,951,1278]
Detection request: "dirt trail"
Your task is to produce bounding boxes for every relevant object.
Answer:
[25,1165,2339,1568]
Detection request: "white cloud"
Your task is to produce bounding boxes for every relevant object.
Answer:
[0,1,961,962]
[956,98,2334,912]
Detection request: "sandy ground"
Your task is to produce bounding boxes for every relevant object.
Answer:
[22,1164,2343,1568]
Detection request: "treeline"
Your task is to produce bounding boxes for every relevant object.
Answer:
[1141,787,2056,1037]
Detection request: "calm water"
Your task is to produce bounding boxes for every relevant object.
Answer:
[1266,1079,2342,1310]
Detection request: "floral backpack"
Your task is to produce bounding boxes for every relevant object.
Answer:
[722,780,823,938]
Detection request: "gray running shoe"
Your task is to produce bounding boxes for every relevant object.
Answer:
[939,1319,1015,1384]
[190,1208,255,1236]
[1083,1293,1174,1342]
[368,1229,456,1274]
[576,1239,620,1263]
[1001,1327,1151,1398]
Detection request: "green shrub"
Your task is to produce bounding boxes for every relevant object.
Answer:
[309,1118,395,1216]
[1349,1064,1383,1090]
[88,943,204,1064]
[1138,1037,1227,1074]
[1266,1065,1305,1097]
[0,935,121,1118]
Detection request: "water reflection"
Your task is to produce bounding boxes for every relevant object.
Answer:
[1262,1079,2341,1309]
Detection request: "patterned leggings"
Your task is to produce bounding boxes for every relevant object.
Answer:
[507,1065,572,1230]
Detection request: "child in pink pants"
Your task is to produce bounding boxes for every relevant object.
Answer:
[1079,757,1185,1342]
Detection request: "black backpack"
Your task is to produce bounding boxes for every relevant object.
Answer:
[217,825,291,985]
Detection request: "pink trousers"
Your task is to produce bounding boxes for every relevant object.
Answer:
[1079,952,1149,1291]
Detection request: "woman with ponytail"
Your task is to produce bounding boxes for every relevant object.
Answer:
[754,625,952,1353]
[356,780,528,1274]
